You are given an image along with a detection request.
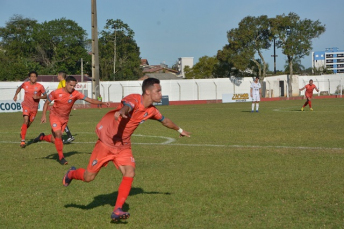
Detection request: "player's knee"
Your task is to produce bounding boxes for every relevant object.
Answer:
[83,172,96,182]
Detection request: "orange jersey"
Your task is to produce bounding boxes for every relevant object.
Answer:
[305,84,317,98]
[20,81,46,110]
[48,88,85,121]
[96,94,164,148]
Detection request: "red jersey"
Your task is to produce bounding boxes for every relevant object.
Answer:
[96,94,164,148]
[20,81,46,110]
[48,88,86,121]
[305,84,317,97]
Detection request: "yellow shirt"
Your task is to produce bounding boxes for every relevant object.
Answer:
[57,80,66,89]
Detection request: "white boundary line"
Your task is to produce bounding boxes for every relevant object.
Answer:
[0,133,343,151]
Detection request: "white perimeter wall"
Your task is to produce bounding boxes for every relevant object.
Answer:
[1,74,343,103]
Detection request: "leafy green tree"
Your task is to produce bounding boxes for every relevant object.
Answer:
[220,15,272,80]
[32,18,91,74]
[99,19,142,81]
[271,12,325,96]
[185,56,218,79]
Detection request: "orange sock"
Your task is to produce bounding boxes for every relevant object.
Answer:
[114,177,133,210]
[54,138,64,160]
[42,134,52,142]
[20,124,27,141]
[69,168,85,181]
[308,101,312,108]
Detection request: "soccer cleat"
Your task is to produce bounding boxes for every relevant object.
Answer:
[63,166,76,187]
[33,133,45,143]
[59,158,68,165]
[301,107,304,111]
[310,108,313,111]
[111,208,130,222]
[256,110,259,112]
[20,141,26,148]
[63,136,75,144]
[251,110,254,113]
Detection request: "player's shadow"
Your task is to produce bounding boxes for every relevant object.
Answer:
[64,187,171,210]
[36,151,84,161]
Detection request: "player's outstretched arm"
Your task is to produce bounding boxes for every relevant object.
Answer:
[299,86,305,91]
[161,117,191,137]
[84,97,110,107]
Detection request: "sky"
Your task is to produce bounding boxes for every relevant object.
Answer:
[0,0,343,71]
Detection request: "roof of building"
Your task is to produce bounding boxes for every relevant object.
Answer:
[141,73,183,80]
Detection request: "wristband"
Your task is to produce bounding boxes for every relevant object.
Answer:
[178,128,183,134]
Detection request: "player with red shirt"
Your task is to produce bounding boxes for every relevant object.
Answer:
[34,76,109,165]
[62,78,191,222]
[299,79,319,111]
[13,71,47,148]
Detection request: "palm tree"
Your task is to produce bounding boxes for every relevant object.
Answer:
[284,57,305,74]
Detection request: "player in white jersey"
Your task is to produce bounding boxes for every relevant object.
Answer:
[250,77,262,112]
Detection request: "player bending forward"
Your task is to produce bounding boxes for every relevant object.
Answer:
[299,79,319,111]
[62,78,191,222]
[34,76,109,165]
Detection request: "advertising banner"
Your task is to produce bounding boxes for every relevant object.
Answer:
[0,100,45,113]
[222,93,252,103]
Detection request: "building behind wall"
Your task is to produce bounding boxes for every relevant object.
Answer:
[312,47,344,74]
[177,57,194,78]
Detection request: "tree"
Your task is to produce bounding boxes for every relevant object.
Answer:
[184,56,218,79]
[283,57,305,74]
[32,18,91,74]
[219,15,272,80]
[271,12,325,96]
[99,19,142,81]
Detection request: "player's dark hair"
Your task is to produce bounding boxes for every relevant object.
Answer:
[58,71,67,79]
[66,75,77,83]
[28,71,38,77]
[142,78,160,94]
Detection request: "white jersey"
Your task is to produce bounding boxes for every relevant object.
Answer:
[250,81,261,101]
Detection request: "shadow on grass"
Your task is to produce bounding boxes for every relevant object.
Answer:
[25,133,80,147]
[64,187,171,210]
[36,151,84,161]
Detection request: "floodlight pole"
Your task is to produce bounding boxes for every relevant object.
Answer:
[91,0,100,99]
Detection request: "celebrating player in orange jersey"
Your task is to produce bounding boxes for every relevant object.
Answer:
[13,71,47,148]
[62,78,191,222]
[34,76,109,165]
[299,79,319,111]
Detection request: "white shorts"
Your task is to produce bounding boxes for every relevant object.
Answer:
[252,94,260,102]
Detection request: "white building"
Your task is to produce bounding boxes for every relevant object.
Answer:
[177,57,194,78]
[312,47,344,74]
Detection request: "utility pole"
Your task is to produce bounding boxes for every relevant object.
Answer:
[91,0,100,99]
[113,30,116,80]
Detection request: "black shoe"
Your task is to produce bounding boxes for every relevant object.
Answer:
[63,136,75,144]
[59,158,68,165]
[111,208,130,222]
[33,133,45,143]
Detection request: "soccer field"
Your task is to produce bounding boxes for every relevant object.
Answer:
[0,98,343,228]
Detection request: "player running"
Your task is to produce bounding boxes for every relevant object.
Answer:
[57,71,75,144]
[299,79,319,111]
[62,77,191,222]
[13,71,47,148]
[250,76,262,112]
[34,76,109,165]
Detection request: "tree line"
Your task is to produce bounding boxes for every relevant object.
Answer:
[0,15,142,81]
[1,12,325,95]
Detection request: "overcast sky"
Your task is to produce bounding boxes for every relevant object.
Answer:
[0,0,343,71]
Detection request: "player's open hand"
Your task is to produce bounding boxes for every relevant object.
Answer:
[104,102,110,107]
[40,116,46,124]
[179,130,191,138]
[13,95,17,102]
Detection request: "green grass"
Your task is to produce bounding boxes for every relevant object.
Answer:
[0,98,344,228]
